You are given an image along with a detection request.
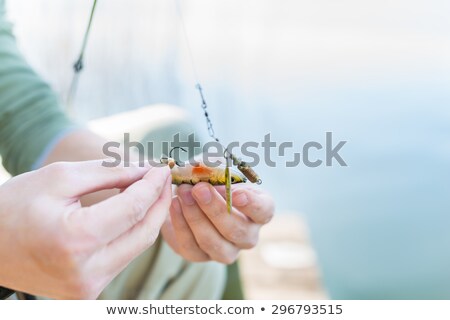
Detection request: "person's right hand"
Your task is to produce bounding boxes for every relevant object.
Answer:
[0,160,171,299]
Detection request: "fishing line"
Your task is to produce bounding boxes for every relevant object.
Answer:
[173,0,221,144]
[173,0,200,85]
[66,0,98,115]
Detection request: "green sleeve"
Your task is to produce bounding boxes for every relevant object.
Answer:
[0,6,76,176]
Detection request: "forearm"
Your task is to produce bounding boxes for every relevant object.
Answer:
[0,10,75,176]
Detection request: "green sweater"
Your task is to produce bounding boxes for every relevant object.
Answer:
[0,0,74,176]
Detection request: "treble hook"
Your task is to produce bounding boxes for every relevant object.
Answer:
[169,146,187,159]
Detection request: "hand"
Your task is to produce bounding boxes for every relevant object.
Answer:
[162,182,275,264]
[0,160,171,299]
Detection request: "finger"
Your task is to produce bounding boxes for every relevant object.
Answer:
[91,173,173,274]
[44,160,152,198]
[215,186,275,225]
[70,166,171,245]
[162,196,209,262]
[191,183,259,249]
[177,184,239,264]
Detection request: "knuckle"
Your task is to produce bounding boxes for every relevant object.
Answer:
[262,201,275,224]
[259,196,275,224]
[177,240,209,262]
[225,226,247,244]
[53,236,77,264]
[131,199,146,222]
[197,239,237,264]
[241,232,259,249]
[151,177,164,195]
[252,203,274,224]
[209,207,223,219]
[197,238,219,254]
[72,208,103,243]
[180,241,197,252]
[247,233,259,248]
[139,179,164,194]
[218,250,239,265]
[148,229,159,247]
[183,210,204,225]
[53,242,88,275]
[188,252,210,262]
[204,201,222,218]
[262,210,275,224]
[62,209,102,251]
[143,226,160,248]
[112,165,135,185]
[52,231,96,268]
[252,201,264,215]
[180,239,198,252]
[124,193,147,224]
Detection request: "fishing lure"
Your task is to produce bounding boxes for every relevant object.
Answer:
[160,147,259,213]
[161,157,247,186]
[160,147,247,186]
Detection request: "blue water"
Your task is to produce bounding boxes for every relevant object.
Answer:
[7,0,450,298]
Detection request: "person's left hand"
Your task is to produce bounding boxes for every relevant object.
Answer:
[161,183,274,264]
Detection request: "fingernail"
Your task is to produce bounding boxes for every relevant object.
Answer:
[193,185,212,204]
[233,192,248,206]
[180,188,195,206]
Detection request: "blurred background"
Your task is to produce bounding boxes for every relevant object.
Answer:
[3,0,450,298]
